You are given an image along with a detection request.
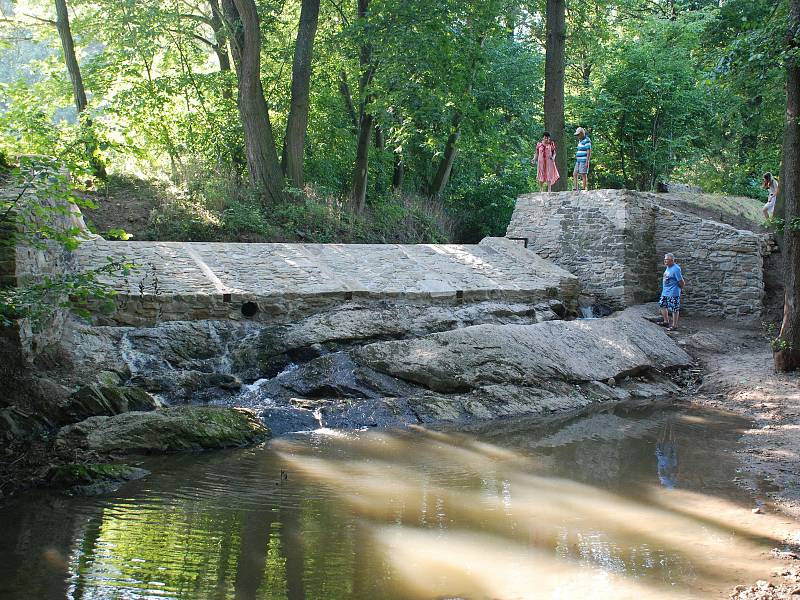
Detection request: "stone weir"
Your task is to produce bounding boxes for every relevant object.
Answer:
[73,236,580,327]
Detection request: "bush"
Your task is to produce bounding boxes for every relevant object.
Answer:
[448,172,521,243]
[147,193,222,241]
[223,199,276,239]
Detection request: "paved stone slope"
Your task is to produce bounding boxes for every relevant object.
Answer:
[72,236,580,326]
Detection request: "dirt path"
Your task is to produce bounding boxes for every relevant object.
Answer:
[663,314,800,598]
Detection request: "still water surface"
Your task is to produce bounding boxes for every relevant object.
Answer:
[0,402,783,599]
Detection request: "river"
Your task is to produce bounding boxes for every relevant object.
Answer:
[0,400,782,599]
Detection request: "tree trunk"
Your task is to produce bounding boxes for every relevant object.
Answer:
[544,0,566,191]
[228,0,285,205]
[282,0,321,188]
[54,0,106,179]
[221,0,241,64]
[429,113,462,198]
[428,35,484,199]
[374,122,385,149]
[349,0,374,213]
[208,0,233,99]
[351,112,374,213]
[338,71,359,132]
[391,150,404,193]
[55,0,86,113]
[775,0,800,372]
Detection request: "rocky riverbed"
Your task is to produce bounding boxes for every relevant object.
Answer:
[1,300,691,497]
[56,304,690,433]
[2,298,800,598]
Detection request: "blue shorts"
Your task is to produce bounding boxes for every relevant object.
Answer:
[659,295,680,313]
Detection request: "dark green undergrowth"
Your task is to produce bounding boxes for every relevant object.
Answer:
[141,179,457,244]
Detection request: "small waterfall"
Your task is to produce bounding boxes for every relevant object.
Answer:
[312,407,325,429]
[579,306,595,319]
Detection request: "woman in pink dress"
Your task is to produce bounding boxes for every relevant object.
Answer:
[531,132,560,192]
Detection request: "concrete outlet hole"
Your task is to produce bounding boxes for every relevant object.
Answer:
[241,301,259,318]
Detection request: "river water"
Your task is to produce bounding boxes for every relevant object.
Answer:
[0,401,783,600]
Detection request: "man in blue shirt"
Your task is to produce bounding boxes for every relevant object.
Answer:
[573,127,592,191]
[659,253,684,331]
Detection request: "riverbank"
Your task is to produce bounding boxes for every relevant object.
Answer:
[659,312,800,598]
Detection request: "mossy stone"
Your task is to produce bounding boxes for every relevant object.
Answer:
[56,406,270,454]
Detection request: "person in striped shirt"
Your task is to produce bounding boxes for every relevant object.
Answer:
[573,127,592,191]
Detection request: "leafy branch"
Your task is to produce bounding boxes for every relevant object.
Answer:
[0,257,136,329]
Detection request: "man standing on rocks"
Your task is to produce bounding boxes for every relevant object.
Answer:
[573,127,592,191]
[659,253,684,331]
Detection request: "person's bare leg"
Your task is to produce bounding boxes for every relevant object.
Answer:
[547,182,552,192]
[661,307,669,324]
[582,174,588,190]
[763,207,769,220]
[574,171,579,191]
[672,311,680,329]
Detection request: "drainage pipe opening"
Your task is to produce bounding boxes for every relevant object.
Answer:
[241,301,259,317]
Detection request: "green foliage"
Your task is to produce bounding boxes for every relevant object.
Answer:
[0,256,132,328]
[1,157,96,248]
[763,319,792,352]
[577,14,712,190]
[0,0,792,240]
[1,156,131,329]
[766,216,800,234]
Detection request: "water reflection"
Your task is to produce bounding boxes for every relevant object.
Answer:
[656,420,678,489]
[0,403,785,600]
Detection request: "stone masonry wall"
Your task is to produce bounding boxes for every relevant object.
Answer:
[506,189,769,317]
[652,203,764,317]
[505,190,657,309]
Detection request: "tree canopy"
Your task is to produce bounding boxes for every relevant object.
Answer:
[0,0,789,242]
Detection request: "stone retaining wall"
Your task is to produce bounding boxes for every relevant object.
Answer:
[652,202,765,317]
[0,187,89,365]
[506,190,771,317]
[505,190,658,308]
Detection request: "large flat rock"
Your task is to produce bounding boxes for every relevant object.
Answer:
[239,309,692,431]
[73,237,579,325]
[354,308,692,393]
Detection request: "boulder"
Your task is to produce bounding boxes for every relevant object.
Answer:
[56,406,269,454]
[57,384,161,424]
[260,405,320,435]
[256,352,419,402]
[46,462,150,496]
[353,310,691,394]
[0,406,56,441]
[245,309,689,430]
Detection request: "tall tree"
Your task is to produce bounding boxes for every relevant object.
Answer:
[775,0,800,372]
[428,35,485,199]
[283,0,321,189]
[544,0,566,191]
[224,0,285,205]
[54,0,106,179]
[350,0,375,214]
